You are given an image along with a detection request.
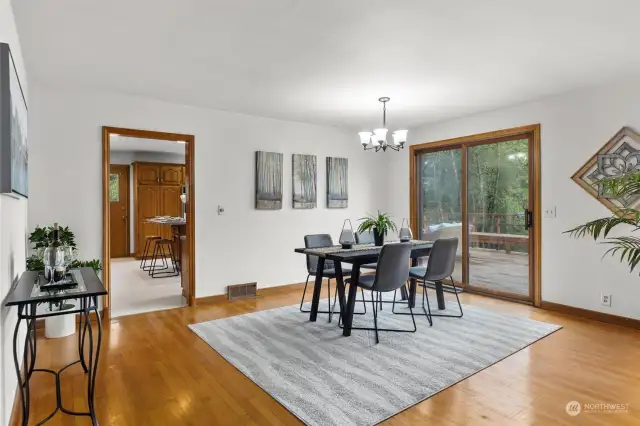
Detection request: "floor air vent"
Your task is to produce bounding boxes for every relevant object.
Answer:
[227,282,258,300]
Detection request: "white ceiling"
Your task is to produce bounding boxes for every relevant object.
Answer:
[13,0,640,129]
[110,135,186,155]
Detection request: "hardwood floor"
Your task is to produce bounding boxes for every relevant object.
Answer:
[14,283,640,425]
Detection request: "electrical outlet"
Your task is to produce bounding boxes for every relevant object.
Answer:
[217,205,225,215]
[544,206,556,218]
[601,293,612,307]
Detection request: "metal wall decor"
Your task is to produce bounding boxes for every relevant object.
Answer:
[572,126,640,213]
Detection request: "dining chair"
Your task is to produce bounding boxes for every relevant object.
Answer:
[393,237,462,325]
[355,231,377,270]
[347,243,415,344]
[301,234,367,321]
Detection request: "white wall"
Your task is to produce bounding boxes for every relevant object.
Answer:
[29,84,388,298]
[110,150,186,252]
[388,77,640,320]
[0,0,27,424]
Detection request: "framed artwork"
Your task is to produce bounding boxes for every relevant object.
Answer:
[572,127,640,213]
[255,151,283,210]
[0,43,28,198]
[292,154,317,209]
[326,157,348,208]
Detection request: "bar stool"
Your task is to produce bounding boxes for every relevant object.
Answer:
[140,236,167,272]
[149,239,179,278]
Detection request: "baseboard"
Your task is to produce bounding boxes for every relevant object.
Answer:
[195,274,378,306]
[195,280,324,306]
[540,301,640,330]
[195,294,227,305]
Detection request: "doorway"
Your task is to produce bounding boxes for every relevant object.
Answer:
[102,127,196,319]
[410,125,541,305]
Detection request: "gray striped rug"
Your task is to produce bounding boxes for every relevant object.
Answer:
[189,293,560,426]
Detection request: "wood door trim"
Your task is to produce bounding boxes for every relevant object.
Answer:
[109,164,130,258]
[409,124,541,307]
[102,126,197,315]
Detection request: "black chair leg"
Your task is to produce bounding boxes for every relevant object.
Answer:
[423,276,463,318]
[371,291,379,344]
[299,274,311,312]
[327,279,333,323]
[342,289,416,343]
[422,285,433,326]
[336,287,368,327]
[393,283,432,326]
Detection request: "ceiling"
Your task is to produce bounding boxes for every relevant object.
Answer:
[110,135,186,155]
[13,0,640,130]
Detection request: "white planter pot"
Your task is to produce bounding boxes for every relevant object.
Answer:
[44,303,77,339]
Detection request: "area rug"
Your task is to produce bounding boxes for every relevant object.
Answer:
[189,294,560,426]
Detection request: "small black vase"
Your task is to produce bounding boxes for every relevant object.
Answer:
[373,228,384,246]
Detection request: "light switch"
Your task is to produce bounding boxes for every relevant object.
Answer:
[544,206,556,218]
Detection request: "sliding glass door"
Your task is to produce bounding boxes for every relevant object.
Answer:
[417,149,463,283]
[415,133,535,303]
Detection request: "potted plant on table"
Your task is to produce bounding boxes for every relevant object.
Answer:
[26,224,102,274]
[26,224,102,338]
[357,211,397,246]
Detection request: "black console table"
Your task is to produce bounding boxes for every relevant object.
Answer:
[3,267,107,426]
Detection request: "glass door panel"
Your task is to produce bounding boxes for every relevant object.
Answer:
[418,148,463,283]
[467,139,531,298]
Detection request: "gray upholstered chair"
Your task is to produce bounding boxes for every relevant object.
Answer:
[355,231,377,270]
[301,234,366,321]
[395,237,462,325]
[348,243,415,344]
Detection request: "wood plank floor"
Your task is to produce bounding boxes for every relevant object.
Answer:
[14,283,640,425]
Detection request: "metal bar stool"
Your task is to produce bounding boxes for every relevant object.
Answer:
[140,236,167,272]
[149,239,179,278]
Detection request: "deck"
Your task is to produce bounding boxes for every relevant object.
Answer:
[450,248,529,296]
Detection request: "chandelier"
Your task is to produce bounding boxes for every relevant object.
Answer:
[358,97,408,152]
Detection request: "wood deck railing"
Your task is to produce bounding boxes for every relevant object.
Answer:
[421,212,528,252]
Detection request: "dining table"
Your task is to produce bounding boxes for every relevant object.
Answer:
[294,240,446,337]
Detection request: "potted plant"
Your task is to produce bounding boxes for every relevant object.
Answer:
[26,224,102,274]
[357,211,397,246]
[26,224,102,339]
[566,173,640,273]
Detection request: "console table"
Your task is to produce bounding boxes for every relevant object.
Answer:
[3,267,107,426]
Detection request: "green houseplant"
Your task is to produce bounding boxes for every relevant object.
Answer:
[566,173,640,273]
[357,211,397,246]
[26,224,102,274]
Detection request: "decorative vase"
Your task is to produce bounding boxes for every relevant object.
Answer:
[398,218,413,242]
[43,223,69,282]
[339,219,355,249]
[373,227,384,246]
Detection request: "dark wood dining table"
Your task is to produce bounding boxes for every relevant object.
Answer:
[294,240,447,337]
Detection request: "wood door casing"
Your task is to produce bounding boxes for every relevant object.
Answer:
[160,185,182,240]
[137,185,160,257]
[109,164,130,258]
[137,164,160,185]
[160,165,183,185]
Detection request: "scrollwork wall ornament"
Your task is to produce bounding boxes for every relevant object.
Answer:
[572,127,640,213]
